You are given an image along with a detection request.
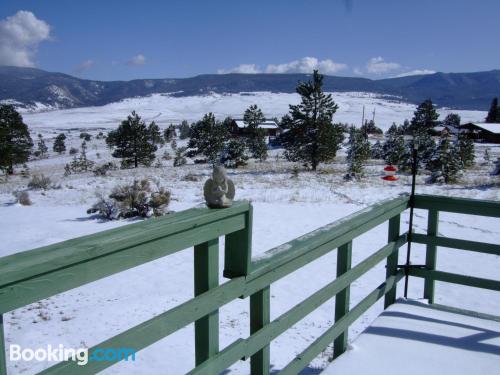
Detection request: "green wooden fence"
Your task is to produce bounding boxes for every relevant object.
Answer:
[0,194,498,374]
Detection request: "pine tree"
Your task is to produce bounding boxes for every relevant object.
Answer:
[370,140,384,159]
[164,125,176,143]
[187,113,228,164]
[0,105,33,174]
[35,134,48,158]
[485,97,500,123]
[402,129,436,171]
[244,105,268,161]
[282,70,344,170]
[456,133,474,168]
[53,133,67,154]
[346,127,370,176]
[221,138,249,168]
[383,128,406,167]
[410,99,439,133]
[148,121,163,145]
[443,113,461,129]
[179,120,191,139]
[427,136,462,183]
[106,111,158,168]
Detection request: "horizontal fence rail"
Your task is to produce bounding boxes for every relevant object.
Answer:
[0,193,499,375]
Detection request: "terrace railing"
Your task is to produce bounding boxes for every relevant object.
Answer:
[0,194,498,374]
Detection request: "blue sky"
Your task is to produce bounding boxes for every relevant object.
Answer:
[0,0,498,81]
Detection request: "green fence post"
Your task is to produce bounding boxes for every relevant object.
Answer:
[384,215,401,308]
[250,286,270,375]
[194,238,219,365]
[424,209,439,303]
[0,314,6,375]
[224,205,253,278]
[333,241,352,358]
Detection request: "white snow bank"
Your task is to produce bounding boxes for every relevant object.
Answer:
[322,299,500,375]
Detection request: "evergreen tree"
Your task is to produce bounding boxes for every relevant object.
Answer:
[53,133,67,154]
[282,70,344,170]
[410,99,439,133]
[173,147,187,167]
[179,120,191,139]
[187,113,228,164]
[221,138,249,168]
[346,127,370,175]
[443,113,461,128]
[485,97,500,123]
[370,140,384,159]
[383,128,406,167]
[148,121,163,145]
[35,133,48,158]
[360,120,383,135]
[456,133,474,168]
[163,125,176,143]
[0,105,33,174]
[401,129,436,171]
[106,111,158,168]
[427,136,462,183]
[243,105,268,161]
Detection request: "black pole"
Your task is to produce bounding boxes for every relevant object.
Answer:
[403,142,418,298]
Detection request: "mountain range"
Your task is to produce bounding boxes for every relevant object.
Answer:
[0,66,499,111]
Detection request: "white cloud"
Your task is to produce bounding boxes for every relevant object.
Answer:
[127,54,146,66]
[74,59,94,73]
[0,11,51,67]
[353,67,363,76]
[366,56,400,74]
[218,57,347,75]
[266,57,347,74]
[217,64,261,74]
[394,69,436,78]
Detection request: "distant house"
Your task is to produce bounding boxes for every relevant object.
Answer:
[229,119,281,140]
[459,122,500,143]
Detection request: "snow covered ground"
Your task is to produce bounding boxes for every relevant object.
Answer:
[0,94,499,374]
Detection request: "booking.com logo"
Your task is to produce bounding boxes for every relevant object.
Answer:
[10,344,136,366]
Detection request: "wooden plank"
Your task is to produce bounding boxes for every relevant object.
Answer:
[0,315,6,375]
[188,239,406,375]
[280,272,404,375]
[224,205,253,278]
[412,233,500,256]
[414,194,500,217]
[410,268,500,292]
[250,287,270,375]
[0,215,243,314]
[384,215,401,308]
[39,277,246,375]
[250,196,409,280]
[334,241,352,358]
[0,201,250,287]
[423,209,439,303]
[194,239,219,365]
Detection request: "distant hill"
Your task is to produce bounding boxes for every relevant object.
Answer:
[0,66,499,111]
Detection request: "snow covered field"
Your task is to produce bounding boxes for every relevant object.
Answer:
[21,92,487,134]
[0,93,499,374]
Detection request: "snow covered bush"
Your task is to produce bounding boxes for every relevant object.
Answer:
[173,148,187,167]
[221,138,248,168]
[28,174,52,190]
[88,179,171,219]
[345,127,370,178]
[64,141,95,175]
[93,162,118,176]
[13,190,31,205]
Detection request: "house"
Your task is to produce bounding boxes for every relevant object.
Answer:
[229,119,281,138]
[459,122,500,143]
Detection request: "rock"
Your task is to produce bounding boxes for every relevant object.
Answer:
[204,165,235,208]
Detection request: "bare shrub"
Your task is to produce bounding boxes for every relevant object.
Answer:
[13,191,32,205]
[28,174,52,190]
[93,162,118,176]
[182,173,199,182]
